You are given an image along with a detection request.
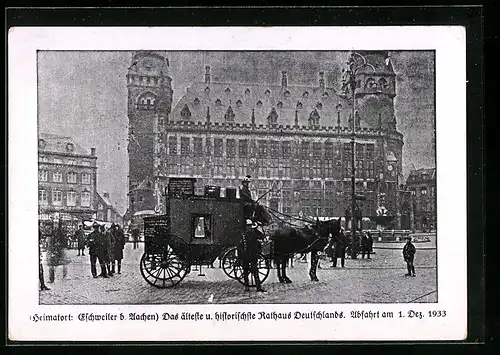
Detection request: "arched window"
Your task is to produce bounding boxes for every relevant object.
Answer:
[215,99,222,106]
[38,139,46,149]
[137,92,157,110]
[365,77,377,89]
[316,102,323,110]
[378,78,389,90]
[204,87,210,94]
[303,91,309,98]
[256,100,263,107]
[225,87,231,94]
[193,98,200,105]
[236,100,242,107]
[296,101,303,109]
[245,88,251,95]
[277,101,283,109]
[265,89,271,96]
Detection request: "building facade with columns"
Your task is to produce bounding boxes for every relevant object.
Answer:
[126,50,412,229]
[38,133,98,233]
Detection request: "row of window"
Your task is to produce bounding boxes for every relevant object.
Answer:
[164,160,376,179]
[39,170,92,184]
[409,186,435,197]
[166,137,376,159]
[38,189,92,207]
[39,156,92,166]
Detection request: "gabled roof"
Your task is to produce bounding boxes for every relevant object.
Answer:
[406,167,436,182]
[171,81,350,127]
[38,132,93,156]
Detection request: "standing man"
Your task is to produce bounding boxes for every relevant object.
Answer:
[86,222,103,278]
[131,226,140,250]
[100,225,114,277]
[39,226,50,291]
[238,219,266,292]
[367,231,374,259]
[47,219,68,283]
[332,228,347,268]
[111,224,126,274]
[403,237,416,277]
[239,175,254,220]
[361,232,370,259]
[75,224,86,256]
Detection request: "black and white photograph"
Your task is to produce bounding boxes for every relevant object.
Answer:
[8,26,467,341]
[36,49,437,305]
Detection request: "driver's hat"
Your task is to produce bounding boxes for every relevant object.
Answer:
[92,222,99,227]
[243,175,251,182]
[245,219,253,226]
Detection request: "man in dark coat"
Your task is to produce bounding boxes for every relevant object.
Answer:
[332,229,347,268]
[47,219,68,283]
[240,175,254,220]
[238,219,266,292]
[403,237,416,277]
[111,224,126,274]
[39,227,50,290]
[100,225,114,276]
[87,222,107,278]
[75,224,86,256]
[131,227,140,249]
[361,232,371,259]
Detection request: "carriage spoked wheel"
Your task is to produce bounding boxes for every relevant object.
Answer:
[221,247,271,287]
[140,235,189,288]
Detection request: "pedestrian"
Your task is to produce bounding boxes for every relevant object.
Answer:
[87,222,106,278]
[361,232,371,259]
[101,225,114,276]
[332,228,347,268]
[131,227,140,249]
[367,231,374,258]
[403,237,416,277]
[75,224,86,256]
[239,175,254,220]
[237,219,266,292]
[39,227,50,291]
[47,219,69,283]
[111,224,126,274]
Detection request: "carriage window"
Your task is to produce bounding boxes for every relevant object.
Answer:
[192,214,213,240]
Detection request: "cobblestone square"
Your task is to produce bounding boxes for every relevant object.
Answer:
[40,240,437,305]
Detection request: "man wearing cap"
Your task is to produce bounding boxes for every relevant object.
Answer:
[240,175,255,220]
[403,237,416,277]
[238,219,266,292]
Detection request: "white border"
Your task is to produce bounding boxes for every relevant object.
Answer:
[8,26,467,341]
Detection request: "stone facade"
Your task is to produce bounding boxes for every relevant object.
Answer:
[96,192,123,225]
[406,167,436,231]
[38,133,97,232]
[127,51,411,228]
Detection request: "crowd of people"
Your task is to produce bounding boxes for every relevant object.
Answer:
[39,220,128,290]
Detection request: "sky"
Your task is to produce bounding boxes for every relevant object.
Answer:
[37,51,435,215]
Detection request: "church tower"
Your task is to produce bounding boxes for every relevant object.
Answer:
[126,51,173,214]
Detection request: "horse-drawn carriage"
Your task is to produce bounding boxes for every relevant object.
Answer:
[139,178,270,288]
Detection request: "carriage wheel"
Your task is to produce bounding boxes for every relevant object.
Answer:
[222,247,270,287]
[221,247,244,280]
[140,236,189,288]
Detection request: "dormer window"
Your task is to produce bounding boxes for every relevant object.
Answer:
[366,77,377,89]
[245,88,251,95]
[284,90,291,98]
[277,101,283,109]
[205,87,211,94]
[38,139,46,149]
[378,78,389,90]
[225,87,231,94]
[309,109,321,127]
[66,143,74,152]
[322,92,329,98]
[225,106,235,122]
[267,107,279,125]
[296,101,303,109]
[316,102,323,110]
[256,100,263,107]
[303,91,309,98]
[215,99,222,106]
[193,98,200,105]
[236,100,243,108]
[265,89,271,96]
[180,104,192,120]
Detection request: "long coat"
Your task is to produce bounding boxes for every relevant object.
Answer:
[47,228,68,266]
[403,242,416,262]
[75,229,86,249]
[334,232,347,258]
[112,229,126,261]
[237,228,264,261]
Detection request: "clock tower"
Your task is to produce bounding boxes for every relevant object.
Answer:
[126,51,173,214]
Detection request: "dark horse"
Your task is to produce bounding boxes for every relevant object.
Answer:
[269,218,341,283]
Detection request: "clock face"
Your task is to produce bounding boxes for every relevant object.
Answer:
[387,165,393,172]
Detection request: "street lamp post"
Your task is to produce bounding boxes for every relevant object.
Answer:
[345,52,375,259]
